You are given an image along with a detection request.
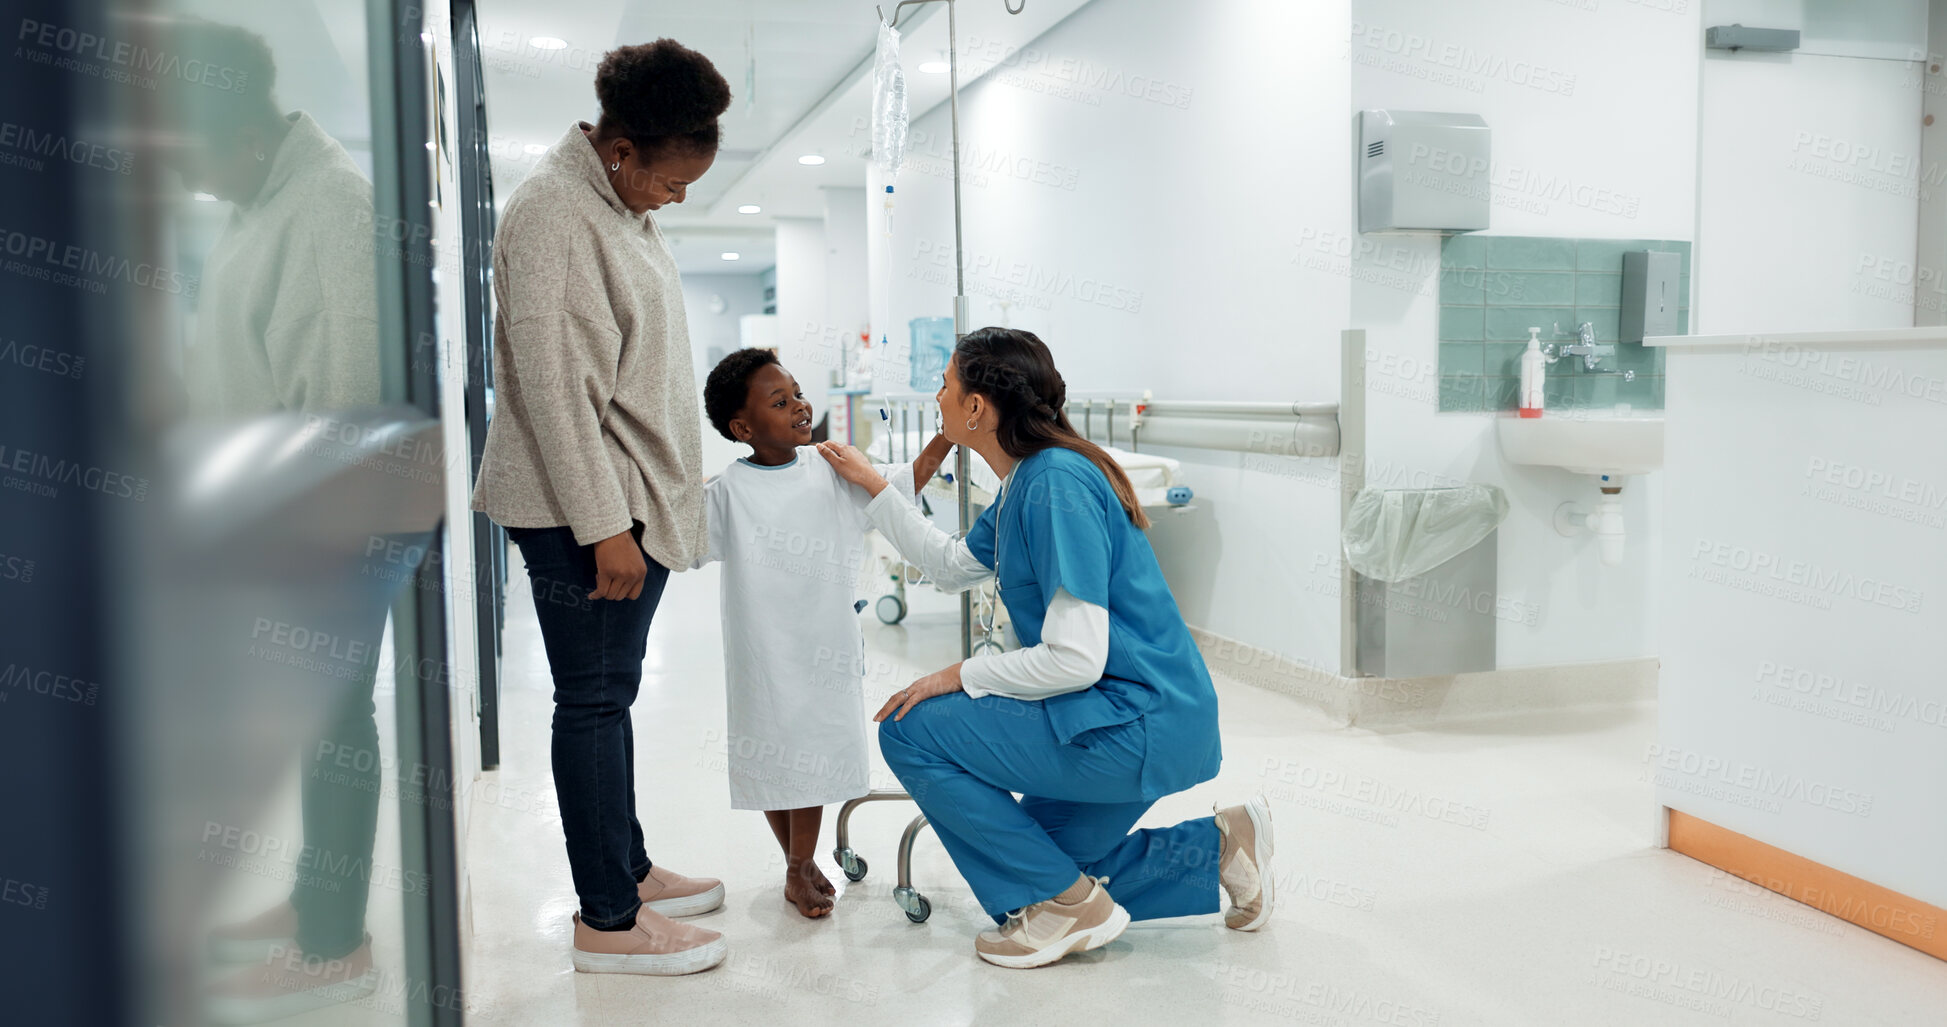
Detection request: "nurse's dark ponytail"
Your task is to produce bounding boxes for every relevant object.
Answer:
[954,327,1150,529]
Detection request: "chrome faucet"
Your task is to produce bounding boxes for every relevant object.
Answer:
[1545,322,1634,381]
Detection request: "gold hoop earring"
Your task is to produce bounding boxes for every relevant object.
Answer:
[965,417,979,432]
[610,162,620,172]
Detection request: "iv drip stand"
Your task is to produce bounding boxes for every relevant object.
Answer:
[876,0,1022,658]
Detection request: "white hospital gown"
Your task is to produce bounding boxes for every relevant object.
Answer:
[693,449,916,810]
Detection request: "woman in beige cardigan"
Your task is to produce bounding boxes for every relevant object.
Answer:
[471,39,729,976]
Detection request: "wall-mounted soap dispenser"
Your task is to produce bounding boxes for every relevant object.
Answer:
[1620,250,1680,342]
[1358,109,1490,234]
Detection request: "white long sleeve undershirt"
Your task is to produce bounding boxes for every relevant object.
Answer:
[863,484,1109,701]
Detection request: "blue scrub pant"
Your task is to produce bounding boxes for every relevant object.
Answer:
[877,691,1223,921]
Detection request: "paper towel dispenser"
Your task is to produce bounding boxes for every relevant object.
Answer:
[1358,110,1490,234]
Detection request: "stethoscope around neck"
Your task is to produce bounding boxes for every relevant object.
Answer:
[991,463,1022,588]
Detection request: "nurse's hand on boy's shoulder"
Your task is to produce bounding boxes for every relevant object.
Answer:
[815,441,888,496]
[874,661,965,722]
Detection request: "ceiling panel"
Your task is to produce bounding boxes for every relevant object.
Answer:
[477,0,1095,270]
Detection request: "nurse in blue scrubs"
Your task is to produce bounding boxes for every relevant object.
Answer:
[816,327,1277,969]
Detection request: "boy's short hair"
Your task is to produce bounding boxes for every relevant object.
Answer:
[703,347,782,441]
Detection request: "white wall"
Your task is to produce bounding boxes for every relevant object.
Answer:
[870,0,1352,667]
[681,272,770,473]
[1349,0,1702,668]
[823,186,870,389]
[1696,0,1927,333]
[1657,334,1947,908]
[680,272,768,380]
[773,217,831,427]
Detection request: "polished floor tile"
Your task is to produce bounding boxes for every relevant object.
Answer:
[461,553,1947,1025]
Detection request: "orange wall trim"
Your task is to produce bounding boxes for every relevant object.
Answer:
[1667,809,1945,962]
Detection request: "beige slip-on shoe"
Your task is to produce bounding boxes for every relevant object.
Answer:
[572,906,726,976]
[637,864,725,917]
[974,877,1131,969]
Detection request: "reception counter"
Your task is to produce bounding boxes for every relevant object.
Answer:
[1648,327,1947,959]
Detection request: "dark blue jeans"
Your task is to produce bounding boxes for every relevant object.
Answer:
[506,525,669,929]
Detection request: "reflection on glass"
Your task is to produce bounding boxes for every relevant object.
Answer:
[129,9,426,1025]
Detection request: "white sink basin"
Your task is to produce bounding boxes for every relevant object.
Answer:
[1495,412,1664,477]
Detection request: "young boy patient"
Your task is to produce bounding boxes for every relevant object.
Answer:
[695,348,951,918]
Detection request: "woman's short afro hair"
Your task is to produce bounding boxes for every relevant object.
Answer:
[594,39,732,155]
[703,348,782,441]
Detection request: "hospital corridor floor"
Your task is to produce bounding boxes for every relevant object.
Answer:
[456,560,1945,1026]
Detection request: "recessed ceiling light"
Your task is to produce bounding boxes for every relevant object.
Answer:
[523,143,547,156]
[918,60,949,74]
[191,192,218,202]
[721,251,742,261]
[737,204,762,215]
[797,154,826,166]
[529,36,568,50]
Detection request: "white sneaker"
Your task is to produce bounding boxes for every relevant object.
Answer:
[974,877,1131,969]
[1215,795,1276,931]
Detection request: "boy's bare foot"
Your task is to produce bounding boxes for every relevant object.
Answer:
[784,859,834,918]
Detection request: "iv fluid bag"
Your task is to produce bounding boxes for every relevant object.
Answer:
[872,22,908,179]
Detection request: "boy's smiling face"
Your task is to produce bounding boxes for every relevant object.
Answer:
[730,362,815,451]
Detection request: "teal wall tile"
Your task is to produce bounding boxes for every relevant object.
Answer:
[1442,234,1488,268]
[1501,271,1575,306]
[1483,342,1529,377]
[1440,305,1484,341]
[1616,374,1663,407]
[1576,272,1621,306]
[1440,267,1484,305]
[1486,306,1574,342]
[1580,375,1620,409]
[1487,237,1577,270]
[1441,235,1681,411]
[1575,239,1632,272]
[1437,377,1518,412]
[1613,341,1661,374]
[1439,342,1484,375]
[1543,374,1578,409]
[1577,308,1620,343]
[1439,376,1488,411]
[1479,268,1529,304]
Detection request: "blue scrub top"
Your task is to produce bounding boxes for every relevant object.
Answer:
[966,447,1221,801]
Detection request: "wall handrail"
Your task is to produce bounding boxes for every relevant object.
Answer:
[869,390,1339,459]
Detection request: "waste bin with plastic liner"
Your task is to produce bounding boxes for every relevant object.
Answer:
[1342,484,1508,678]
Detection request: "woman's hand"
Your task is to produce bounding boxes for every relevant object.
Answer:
[815,441,890,497]
[590,529,647,600]
[874,662,965,722]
